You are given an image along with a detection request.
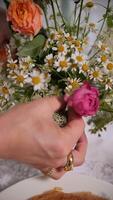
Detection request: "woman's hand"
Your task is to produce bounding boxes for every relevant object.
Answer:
[0,97,87,179]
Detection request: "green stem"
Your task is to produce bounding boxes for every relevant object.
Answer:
[73,3,77,24]
[77,0,84,38]
[3,0,9,8]
[88,0,111,55]
[89,49,101,60]
[101,108,113,113]
[55,0,65,25]
[82,11,90,40]
[50,0,58,31]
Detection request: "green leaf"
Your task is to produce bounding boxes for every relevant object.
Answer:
[3,0,10,8]
[107,15,113,28]
[100,101,113,113]
[18,34,46,58]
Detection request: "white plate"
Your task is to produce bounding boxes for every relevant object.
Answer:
[0,171,113,200]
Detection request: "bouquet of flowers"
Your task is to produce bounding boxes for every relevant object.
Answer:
[0,0,113,134]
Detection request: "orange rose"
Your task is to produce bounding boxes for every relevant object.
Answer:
[7,0,43,36]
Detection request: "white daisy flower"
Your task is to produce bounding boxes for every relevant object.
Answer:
[79,62,90,74]
[7,59,18,69]
[13,71,28,87]
[26,70,45,91]
[54,55,70,72]
[71,51,86,65]
[90,67,102,81]
[0,82,13,100]
[105,78,113,90]
[97,41,109,54]
[88,23,97,33]
[57,44,68,54]
[45,54,54,66]
[97,55,108,64]
[103,61,113,73]
[65,77,81,93]
[19,56,35,71]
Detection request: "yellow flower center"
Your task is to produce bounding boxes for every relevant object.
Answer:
[58,45,65,52]
[32,76,41,85]
[89,23,95,28]
[107,63,113,70]
[82,64,89,72]
[8,63,17,68]
[101,55,107,62]
[59,60,68,68]
[67,36,73,42]
[23,62,29,69]
[73,40,80,47]
[44,73,49,79]
[71,63,78,68]
[71,81,80,89]
[77,47,83,52]
[47,59,53,66]
[93,71,100,78]
[101,45,106,51]
[2,86,9,94]
[76,56,83,62]
[16,75,24,83]
[86,1,94,8]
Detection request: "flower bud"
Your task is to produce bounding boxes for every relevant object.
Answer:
[85,1,94,8]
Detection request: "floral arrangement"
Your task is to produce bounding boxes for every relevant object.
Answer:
[0,0,113,134]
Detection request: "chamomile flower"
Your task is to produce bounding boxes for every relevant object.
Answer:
[13,71,28,87]
[7,59,18,69]
[97,41,109,54]
[105,61,113,72]
[79,62,90,74]
[71,52,86,65]
[88,23,97,33]
[57,44,68,54]
[0,82,13,100]
[65,77,81,93]
[26,70,45,91]
[104,78,113,90]
[97,55,108,64]
[45,54,54,67]
[19,56,35,71]
[54,55,70,72]
[44,72,51,88]
[90,67,102,81]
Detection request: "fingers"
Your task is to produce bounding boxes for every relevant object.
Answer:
[41,167,65,180]
[62,110,85,148]
[72,133,88,166]
[39,133,87,180]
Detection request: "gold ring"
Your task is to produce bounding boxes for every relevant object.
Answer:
[46,168,56,177]
[64,151,74,171]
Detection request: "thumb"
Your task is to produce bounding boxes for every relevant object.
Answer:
[62,110,85,146]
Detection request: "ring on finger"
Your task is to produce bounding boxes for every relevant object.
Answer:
[64,151,74,171]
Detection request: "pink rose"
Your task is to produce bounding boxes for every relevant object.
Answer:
[65,82,99,116]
